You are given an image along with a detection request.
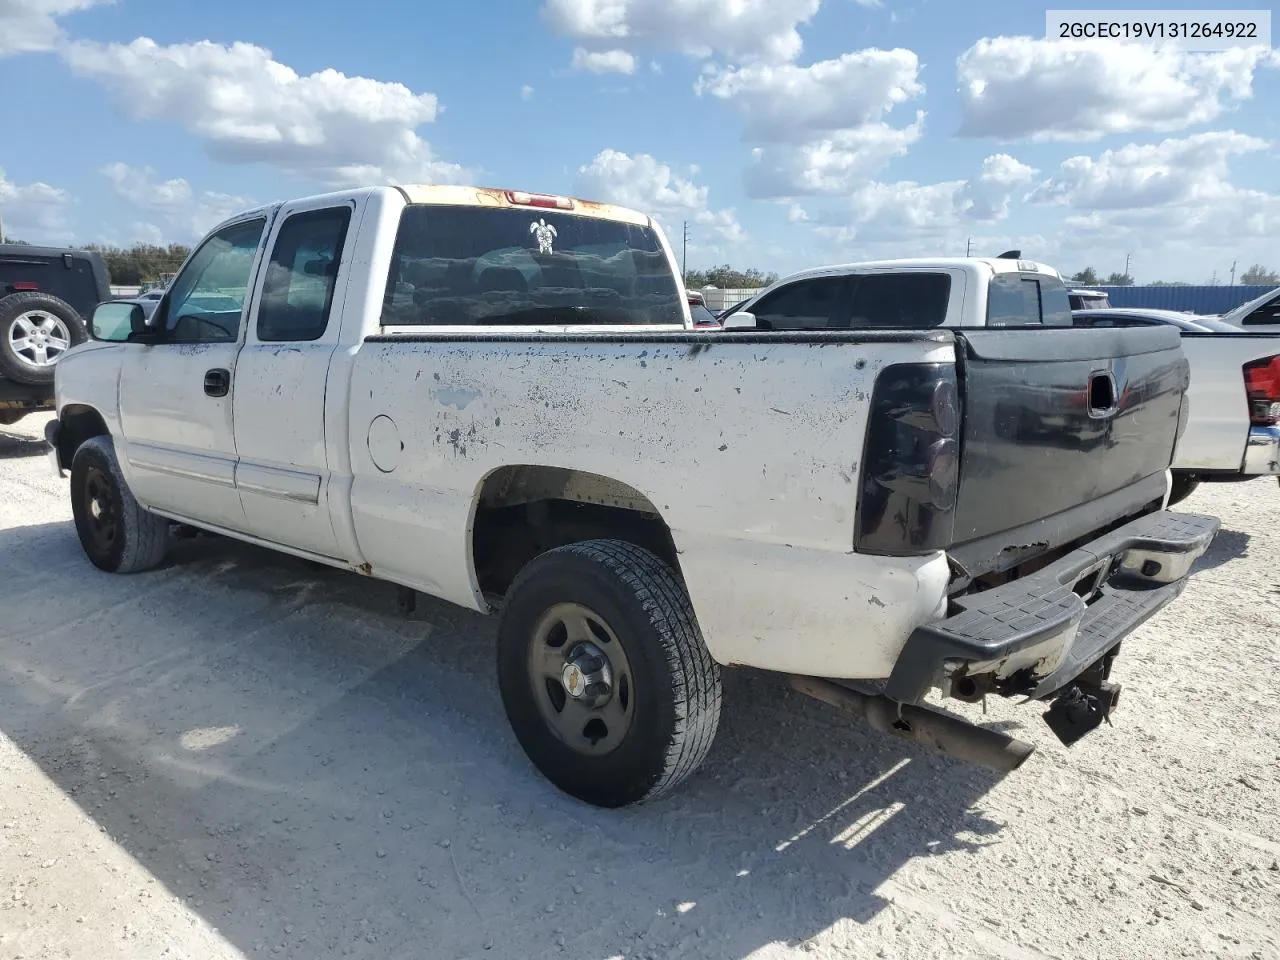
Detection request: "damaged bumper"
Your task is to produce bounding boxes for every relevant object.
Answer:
[883,510,1220,743]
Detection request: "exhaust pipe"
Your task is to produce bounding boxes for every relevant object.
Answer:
[789,675,1035,774]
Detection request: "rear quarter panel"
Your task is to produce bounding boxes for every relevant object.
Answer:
[344,332,956,670]
[1176,332,1280,471]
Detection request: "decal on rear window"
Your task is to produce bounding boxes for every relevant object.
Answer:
[530,218,557,255]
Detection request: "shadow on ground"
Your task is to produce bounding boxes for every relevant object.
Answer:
[0,429,47,460]
[1192,527,1250,574]
[0,520,1012,960]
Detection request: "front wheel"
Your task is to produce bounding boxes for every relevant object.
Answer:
[496,539,722,808]
[69,436,169,573]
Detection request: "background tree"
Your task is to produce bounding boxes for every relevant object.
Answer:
[83,243,191,286]
[684,264,779,289]
[1240,263,1279,285]
[1070,267,1100,285]
[1104,272,1134,286]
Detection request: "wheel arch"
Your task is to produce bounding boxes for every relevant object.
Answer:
[468,464,683,602]
[55,403,110,472]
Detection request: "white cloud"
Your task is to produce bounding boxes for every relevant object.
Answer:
[0,0,102,58]
[571,47,637,75]
[694,48,926,200]
[100,163,254,240]
[810,153,1035,245]
[1023,131,1280,277]
[745,113,924,198]
[61,38,471,186]
[1028,131,1266,210]
[543,0,821,64]
[957,37,1278,141]
[0,167,74,242]
[520,84,535,101]
[574,148,744,243]
[961,153,1037,220]
[695,48,923,141]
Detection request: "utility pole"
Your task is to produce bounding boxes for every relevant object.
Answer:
[1123,252,1132,280]
[965,236,973,257]
[682,220,689,278]
[1229,260,1237,286]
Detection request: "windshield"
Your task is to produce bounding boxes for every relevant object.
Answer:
[690,303,719,325]
[1223,287,1280,326]
[382,205,683,327]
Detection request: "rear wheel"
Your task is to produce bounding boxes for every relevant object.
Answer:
[1168,473,1200,507]
[496,539,721,807]
[70,436,169,573]
[0,293,87,385]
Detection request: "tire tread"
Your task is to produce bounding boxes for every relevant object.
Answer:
[72,436,168,573]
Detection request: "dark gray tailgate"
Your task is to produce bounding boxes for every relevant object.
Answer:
[950,325,1188,578]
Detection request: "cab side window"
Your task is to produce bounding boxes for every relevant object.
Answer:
[1243,293,1280,327]
[750,277,848,330]
[847,272,950,329]
[162,219,266,343]
[257,207,352,342]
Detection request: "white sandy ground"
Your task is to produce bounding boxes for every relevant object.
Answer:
[0,413,1277,960]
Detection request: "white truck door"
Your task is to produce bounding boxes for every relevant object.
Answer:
[117,215,271,530]
[230,199,356,559]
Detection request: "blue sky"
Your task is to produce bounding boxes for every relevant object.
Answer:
[1,0,1277,283]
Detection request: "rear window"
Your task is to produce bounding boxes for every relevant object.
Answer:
[848,272,950,329]
[1071,293,1110,310]
[987,273,1073,327]
[381,205,682,327]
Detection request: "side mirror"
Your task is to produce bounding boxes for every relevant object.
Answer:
[721,311,757,330]
[90,301,147,342]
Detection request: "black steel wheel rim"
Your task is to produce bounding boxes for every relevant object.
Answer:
[83,466,119,555]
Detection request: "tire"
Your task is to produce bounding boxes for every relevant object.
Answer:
[69,436,169,573]
[0,292,89,385]
[496,539,722,808]
[1168,473,1201,507]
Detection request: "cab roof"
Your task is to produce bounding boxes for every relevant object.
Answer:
[774,256,1063,286]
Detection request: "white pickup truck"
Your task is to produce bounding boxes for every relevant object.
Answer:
[46,185,1218,807]
[1072,307,1280,502]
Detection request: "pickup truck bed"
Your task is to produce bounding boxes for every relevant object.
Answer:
[1175,331,1280,486]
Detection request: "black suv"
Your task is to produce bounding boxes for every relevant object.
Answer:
[0,244,111,386]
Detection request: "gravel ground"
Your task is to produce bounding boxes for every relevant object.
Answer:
[1,414,1277,960]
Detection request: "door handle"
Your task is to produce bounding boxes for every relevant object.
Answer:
[204,368,230,398]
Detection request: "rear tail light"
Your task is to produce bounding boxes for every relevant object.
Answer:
[11,282,38,291]
[506,190,574,210]
[1244,355,1280,426]
[856,362,961,555]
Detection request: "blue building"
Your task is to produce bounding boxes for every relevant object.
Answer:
[1089,284,1276,315]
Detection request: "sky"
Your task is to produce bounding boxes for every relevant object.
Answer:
[0,0,1277,284]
